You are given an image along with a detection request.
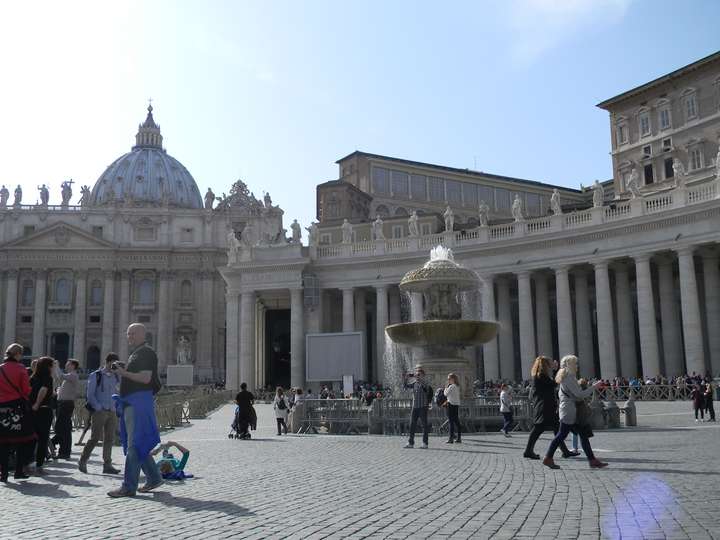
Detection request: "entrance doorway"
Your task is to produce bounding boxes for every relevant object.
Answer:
[51,333,70,367]
[86,346,100,372]
[264,310,290,389]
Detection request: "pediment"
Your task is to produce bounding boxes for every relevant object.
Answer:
[2,222,116,250]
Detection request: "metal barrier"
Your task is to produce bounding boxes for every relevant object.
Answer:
[478,384,697,401]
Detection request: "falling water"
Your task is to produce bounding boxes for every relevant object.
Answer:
[383,332,415,396]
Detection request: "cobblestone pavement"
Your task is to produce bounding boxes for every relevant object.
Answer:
[2,401,718,540]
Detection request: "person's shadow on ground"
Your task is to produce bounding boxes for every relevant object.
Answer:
[142,491,255,517]
[4,481,74,498]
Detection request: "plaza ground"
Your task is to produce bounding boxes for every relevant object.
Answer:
[2,401,718,540]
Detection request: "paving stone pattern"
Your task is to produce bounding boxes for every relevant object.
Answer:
[1,401,718,540]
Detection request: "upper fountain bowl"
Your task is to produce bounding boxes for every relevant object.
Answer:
[399,246,479,293]
[385,320,500,347]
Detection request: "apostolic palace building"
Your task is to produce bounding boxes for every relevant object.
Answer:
[3,52,720,390]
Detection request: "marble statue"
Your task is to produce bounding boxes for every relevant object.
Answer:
[550,189,562,215]
[290,219,301,243]
[373,215,385,240]
[673,159,687,187]
[38,184,49,206]
[79,185,91,207]
[204,187,215,210]
[408,211,419,237]
[626,169,641,199]
[0,185,8,207]
[341,219,353,244]
[264,192,273,209]
[60,179,73,206]
[592,180,604,207]
[511,194,524,222]
[176,335,192,365]
[478,200,489,226]
[306,222,319,246]
[443,205,454,232]
[241,223,255,247]
[13,185,22,206]
[227,228,241,252]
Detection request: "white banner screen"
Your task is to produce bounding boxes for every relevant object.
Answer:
[305,332,364,382]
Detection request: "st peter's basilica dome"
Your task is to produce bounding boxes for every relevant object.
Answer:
[90,105,203,209]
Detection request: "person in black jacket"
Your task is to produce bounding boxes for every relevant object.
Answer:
[235,383,256,440]
[523,356,580,460]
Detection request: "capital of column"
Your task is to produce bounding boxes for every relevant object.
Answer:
[73,269,88,281]
[632,252,654,264]
[675,246,696,258]
[374,284,388,292]
[103,269,115,280]
[6,269,19,279]
[515,270,532,279]
[553,265,570,276]
[35,269,48,280]
[592,260,609,271]
[118,269,131,280]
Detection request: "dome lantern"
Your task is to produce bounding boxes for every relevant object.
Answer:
[133,103,163,150]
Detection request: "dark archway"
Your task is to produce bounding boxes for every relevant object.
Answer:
[51,333,70,367]
[264,310,290,389]
[86,346,101,372]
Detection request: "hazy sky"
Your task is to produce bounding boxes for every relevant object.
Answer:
[1,0,719,228]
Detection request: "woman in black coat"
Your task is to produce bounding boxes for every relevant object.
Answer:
[523,356,580,460]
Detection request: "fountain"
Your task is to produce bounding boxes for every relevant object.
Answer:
[385,246,499,396]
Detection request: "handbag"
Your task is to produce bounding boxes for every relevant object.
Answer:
[0,367,34,439]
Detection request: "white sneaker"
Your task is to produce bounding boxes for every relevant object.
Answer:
[420,443,428,449]
[404,443,414,449]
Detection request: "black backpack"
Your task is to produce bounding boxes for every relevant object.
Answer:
[435,388,447,406]
[276,397,287,410]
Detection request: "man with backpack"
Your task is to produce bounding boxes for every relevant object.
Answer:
[78,353,121,474]
[403,365,434,449]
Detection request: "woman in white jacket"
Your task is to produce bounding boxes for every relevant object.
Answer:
[499,384,513,437]
[273,387,289,435]
[543,355,608,469]
[443,373,461,444]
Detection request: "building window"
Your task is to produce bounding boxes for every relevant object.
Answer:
[664,158,674,180]
[689,147,703,170]
[371,167,390,194]
[428,177,444,202]
[89,315,101,324]
[684,92,698,121]
[390,170,409,198]
[462,183,478,207]
[643,164,654,185]
[495,188,512,211]
[420,223,431,236]
[478,186,493,208]
[180,280,192,303]
[137,279,154,304]
[615,123,628,145]
[89,280,102,305]
[180,228,194,243]
[639,111,651,137]
[20,315,32,324]
[55,278,71,304]
[642,145,652,158]
[410,175,427,200]
[135,226,155,241]
[319,233,331,245]
[526,193,540,216]
[659,107,671,130]
[92,226,104,238]
[21,280,34,306]
[662,138,672,152]
[392,225,403,239]
[23,226,36,236]
[446,180,462,204]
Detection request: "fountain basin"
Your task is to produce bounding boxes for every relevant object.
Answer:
[385,320,499,348]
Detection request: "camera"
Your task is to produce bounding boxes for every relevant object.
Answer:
[111,362,124,371]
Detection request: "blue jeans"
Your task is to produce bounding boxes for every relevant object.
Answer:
[408,407,429,445]
[546,422,595,461]
[501,412,513,434]
[121,406,161,493]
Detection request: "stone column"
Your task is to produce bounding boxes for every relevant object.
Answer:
[657,256,683,377]
[534,273,553,358]
[594,261,617,379]
[677,247,706,375]
[480,276,499,381]
[634,254,660,378]
[157,272,172,371]
[72,271,87,366]
[701,250,720,376]
[198,271,214,377]
[116,271,131,362]
[3,270,18,345]
[239,291,256,388]
[354,289,368,378]
[614,262,638,377]
[100,270,115,361]
[554,266,575,358]
[225,290,240,391]
[573,269,595,378]
[290,288,305,389]
[517,271,535,377]
[375,285,388,384]
[496,277,515,380]
[32,270,48,356]
[341,287,355,332]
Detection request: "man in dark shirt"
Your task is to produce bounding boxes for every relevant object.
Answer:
[234,383,255,440]
[107,323,162,498]
[403,365,433,449]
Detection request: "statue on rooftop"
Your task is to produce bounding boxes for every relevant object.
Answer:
[60,179,73,206]
[443,205,454,232]
[372,215,385,240]
[37,184,49,206]
[550,189,562,215]
[204,187,216,210]
[592,179,605,207]
[290,219,301,243]
[478,200,490,227]
[341,219,353,244]
[13,185,22,206]
[408,211,419,237]
[0,185,8,207]
[511,194,524,222]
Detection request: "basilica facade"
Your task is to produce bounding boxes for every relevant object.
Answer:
[0,105,284,382]
[222,51,720,391]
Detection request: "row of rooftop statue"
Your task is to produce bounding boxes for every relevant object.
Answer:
[0,181,89,208]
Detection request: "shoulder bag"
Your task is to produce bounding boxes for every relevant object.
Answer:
[0,366,34,438]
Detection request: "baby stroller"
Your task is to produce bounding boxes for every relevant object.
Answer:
[228,405,257,440]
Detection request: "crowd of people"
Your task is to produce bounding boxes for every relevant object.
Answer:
[0,323,192,496]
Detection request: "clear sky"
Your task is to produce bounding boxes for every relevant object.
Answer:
[1,0,719,229]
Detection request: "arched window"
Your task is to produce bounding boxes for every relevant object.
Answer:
[375,205,389,218]
[21,280,34,306]
[55,278,71,304]
[180,280,192,303]
[138,279,154,304]
[394,207,408,217]
[90,280,103,305]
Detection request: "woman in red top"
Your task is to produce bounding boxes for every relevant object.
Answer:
[0,343,35,481]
